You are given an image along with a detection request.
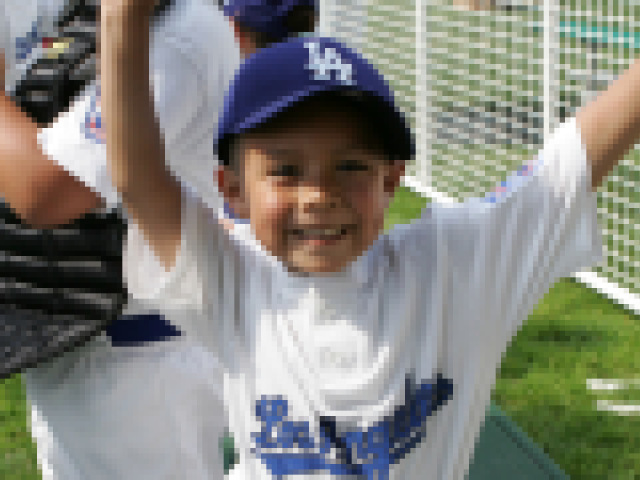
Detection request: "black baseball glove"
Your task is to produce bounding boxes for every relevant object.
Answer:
[0,203,127,378]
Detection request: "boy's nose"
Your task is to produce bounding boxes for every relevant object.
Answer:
[298,183,341,211]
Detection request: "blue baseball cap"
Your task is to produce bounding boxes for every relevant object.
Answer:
[215,36,415,167]
[223,0,317,41]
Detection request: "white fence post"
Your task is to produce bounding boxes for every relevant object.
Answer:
[318,0,331,36]
[543,0,559,143]
[415,0,430,189]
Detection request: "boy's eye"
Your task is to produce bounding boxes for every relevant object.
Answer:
[269,162,370,177]
[271,165,301,177]
[338,161,369,172]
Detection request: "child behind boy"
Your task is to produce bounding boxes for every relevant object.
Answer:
[104,20,612,480]
[220,0,318,226]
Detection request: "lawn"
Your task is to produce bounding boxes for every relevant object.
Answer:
[0,184,638,479]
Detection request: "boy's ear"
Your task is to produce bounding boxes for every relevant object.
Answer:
[217,166,235,203]
[384,160,406,195]
[216,167,225,194]
[230,19,250,57]
[217,166,249,219]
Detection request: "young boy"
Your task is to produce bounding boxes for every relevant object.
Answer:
[104,2,636,478]
[220,0,318,226]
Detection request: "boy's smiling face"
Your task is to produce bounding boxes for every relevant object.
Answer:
[219,96,405,275]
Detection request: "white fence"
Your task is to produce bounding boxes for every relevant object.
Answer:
[321,0,640,316]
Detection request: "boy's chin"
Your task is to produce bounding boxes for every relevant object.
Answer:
[284,252,362,276]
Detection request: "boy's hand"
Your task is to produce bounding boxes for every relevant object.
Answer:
[220,217,236,234]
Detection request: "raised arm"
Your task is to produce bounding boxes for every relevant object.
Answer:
[101,2,183,270]
[576,54,640,191]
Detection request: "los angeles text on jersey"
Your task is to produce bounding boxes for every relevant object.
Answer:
[251,374,454,479]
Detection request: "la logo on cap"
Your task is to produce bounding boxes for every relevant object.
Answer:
[304,41,354,86]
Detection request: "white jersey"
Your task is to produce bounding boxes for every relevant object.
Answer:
[38,0,239,212]
[1,1,239,479]
[125,116,603,480]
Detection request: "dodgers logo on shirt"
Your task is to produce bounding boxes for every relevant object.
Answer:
[251,374,454,479]
[483,155,542,204]
[15,20,42,62]
[83,87,105,144]
[305,41,355,86]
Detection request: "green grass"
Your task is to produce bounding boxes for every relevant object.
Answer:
[0,375,39,478]
[493,277,640,479]
[0,185,639,479]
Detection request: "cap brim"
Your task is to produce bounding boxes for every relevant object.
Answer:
[218,85,414,167]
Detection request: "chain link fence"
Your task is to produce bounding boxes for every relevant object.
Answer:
[320,0,640,316]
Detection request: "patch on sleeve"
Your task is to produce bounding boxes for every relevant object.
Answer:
[82,86,105,144]
[481,154,542,204]
[15,20,41,62]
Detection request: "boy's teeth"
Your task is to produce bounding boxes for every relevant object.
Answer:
[300,229,342,236]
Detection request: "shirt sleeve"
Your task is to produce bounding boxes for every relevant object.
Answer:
[37,84,123,208]
[123,189,249,359]
[405,115,603,347]
[476,116,602,339]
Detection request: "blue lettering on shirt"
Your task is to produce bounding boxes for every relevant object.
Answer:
[251,374,454,479]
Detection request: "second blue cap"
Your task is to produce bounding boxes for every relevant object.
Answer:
[223,0,317,41]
